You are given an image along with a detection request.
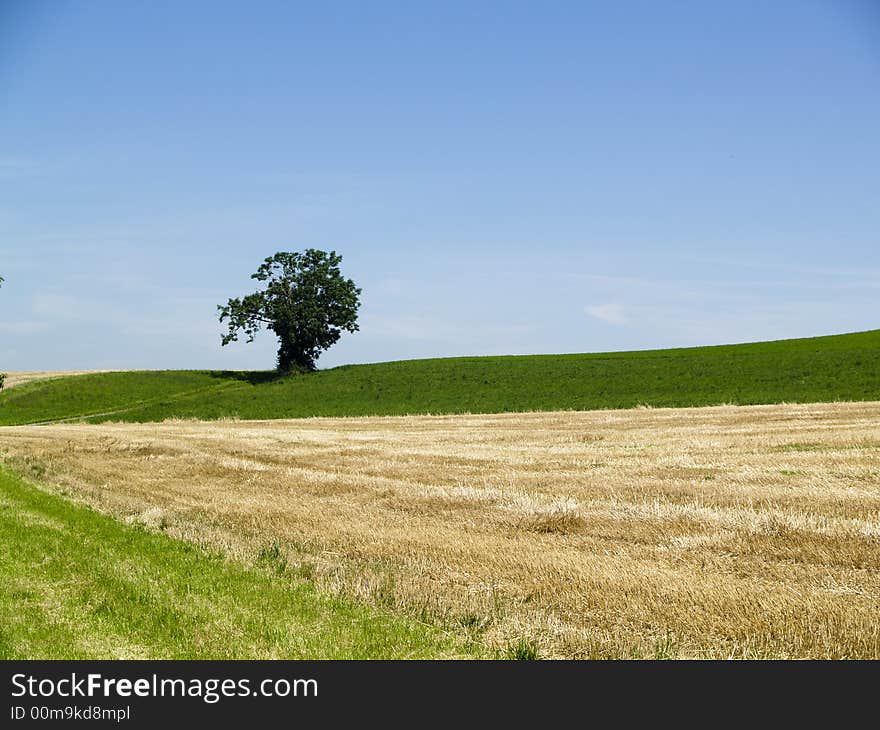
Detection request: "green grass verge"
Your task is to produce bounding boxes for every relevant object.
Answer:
[1,330,879,425]
[0,468,473,659]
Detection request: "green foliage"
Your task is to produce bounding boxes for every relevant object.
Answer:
[219,250,361,372]
[1,330,879,426]
[0,468,473,659]
[504,638,540,660]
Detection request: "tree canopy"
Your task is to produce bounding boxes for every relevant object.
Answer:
[218,250,361,372]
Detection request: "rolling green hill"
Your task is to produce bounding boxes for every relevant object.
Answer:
[1,330,878,426]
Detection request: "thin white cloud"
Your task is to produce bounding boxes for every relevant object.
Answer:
[362,312,535,343]
[0,321,51,334]
[585,303,627,325]
[31,293,82,319]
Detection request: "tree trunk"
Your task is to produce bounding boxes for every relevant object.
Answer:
[276,340,315,373]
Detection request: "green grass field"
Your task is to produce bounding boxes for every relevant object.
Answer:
[1,330,879,425]
[0,468,473,659]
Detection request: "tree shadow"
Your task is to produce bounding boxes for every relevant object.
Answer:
[207,370,287,385]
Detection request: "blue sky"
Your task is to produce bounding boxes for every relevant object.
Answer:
[1,1,878,370]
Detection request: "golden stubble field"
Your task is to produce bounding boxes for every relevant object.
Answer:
[2,371,116,389]
[1,401,879,658]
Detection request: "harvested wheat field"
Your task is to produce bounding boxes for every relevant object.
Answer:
[2,401,879,659]
[2,371,116,389]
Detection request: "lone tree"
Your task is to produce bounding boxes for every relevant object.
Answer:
[218,250,361,373]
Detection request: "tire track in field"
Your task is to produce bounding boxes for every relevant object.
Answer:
[19,381,248,426]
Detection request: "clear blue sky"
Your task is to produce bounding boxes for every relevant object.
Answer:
[1,1,878,370]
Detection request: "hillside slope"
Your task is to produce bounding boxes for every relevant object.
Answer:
[1,370,119,390]
[1,330,878,425]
